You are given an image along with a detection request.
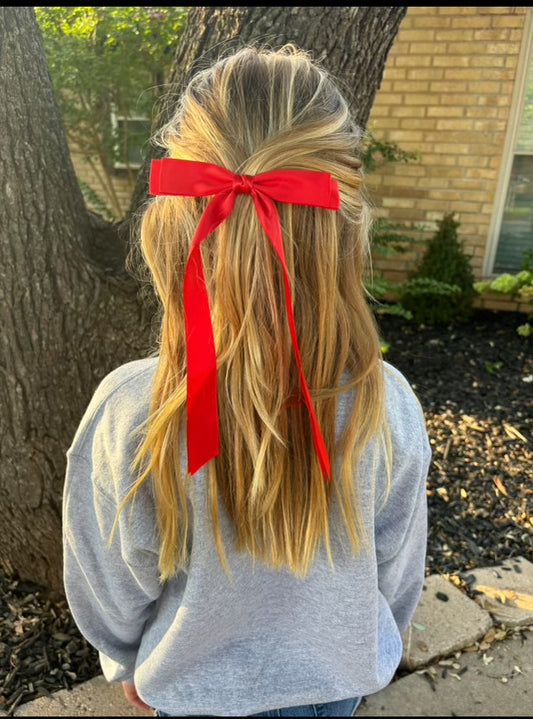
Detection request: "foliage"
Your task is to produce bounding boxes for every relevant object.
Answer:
[35,6,189,219]
[77,179,114,221]
[474,255,533,337]
[398,213,476,325]
[360,130,422,319]
[361,130,420,174]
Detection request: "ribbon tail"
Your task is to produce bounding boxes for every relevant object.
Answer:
[184,192,235,474]
[253,193,331,480]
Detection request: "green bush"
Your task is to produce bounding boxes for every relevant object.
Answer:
[399,213,476,325]
[474,264,533,337]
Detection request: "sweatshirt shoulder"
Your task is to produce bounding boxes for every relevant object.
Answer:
[68,357,159,458]
[382,361,429,447]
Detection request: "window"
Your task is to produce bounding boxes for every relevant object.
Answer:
[488,12,533,274]
[111,109,151,170]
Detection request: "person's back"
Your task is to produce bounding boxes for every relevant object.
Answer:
[63,45,431,717]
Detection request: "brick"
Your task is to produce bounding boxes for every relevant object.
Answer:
[452,178,491,191]
[416,167,466,180]
[468,55,506,68]
[373,92,404,105]
[379,79,394,93]
[431,55,471,68]
[400,29,437,42]
[386,131,426,144]
[465,106,500,119]
[406,93,441,106]
[473,245,488,257]
[383,67,408,81]
[467,81,506,94]
[426,106,465,118]
[399,118,438,131]
[474,6,520,15]
[491,14,527,29]
[435,118,475,131]
[397,165,427,177]
[435,29,475,42]
[509,28,526,42]
[429,81,468,93]
[395,55,433,67]
[411,16,452,29]
[450,15,490,29]
[437,93,477,106]
[368,117,406,130]
[412,199,456,212]
[472,119,507,132]
[409,42,448,54]
[449,41,517,54]
[367,104,391,118]
[473,28,517,41]
[381,197,416,209]
[443,69,498,83]
[424,130,490,144]
[406,67,445,80]
[421,187,463,199]
[407,6,438,16]
[477,94,511,106]
[420,154,459,166]
[457,155,490,167]
[449,201,484,213]
[390,105,428,118]
[392,80,430,93]
[437,7,478,15]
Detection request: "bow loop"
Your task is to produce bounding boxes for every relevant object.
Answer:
[149,158,340,479]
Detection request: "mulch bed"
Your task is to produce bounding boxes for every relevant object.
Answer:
[1,308,531,714]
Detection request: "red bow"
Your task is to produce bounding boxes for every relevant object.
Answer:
[149,158,340,478]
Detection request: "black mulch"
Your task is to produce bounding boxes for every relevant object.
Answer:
[1,309,531,714]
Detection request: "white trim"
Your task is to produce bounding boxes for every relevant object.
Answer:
[484,9,533,276]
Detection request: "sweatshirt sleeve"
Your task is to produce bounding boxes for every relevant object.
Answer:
[63,450,162,683]
[374,368,431,633]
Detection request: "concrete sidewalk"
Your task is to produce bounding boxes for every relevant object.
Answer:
[12,556,533,717]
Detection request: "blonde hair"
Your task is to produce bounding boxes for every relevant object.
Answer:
[117,44,389,580]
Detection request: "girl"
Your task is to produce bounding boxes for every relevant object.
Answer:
[63,45,431,717]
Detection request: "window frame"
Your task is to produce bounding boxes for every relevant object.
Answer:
[110,106,150,171]
[485,9,533,276]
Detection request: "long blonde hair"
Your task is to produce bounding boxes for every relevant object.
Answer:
[119,45,388,581]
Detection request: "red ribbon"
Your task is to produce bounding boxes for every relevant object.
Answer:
[149,158,340,478]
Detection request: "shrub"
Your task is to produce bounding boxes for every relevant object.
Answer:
[398,213,476,325]
[474,266,533,337]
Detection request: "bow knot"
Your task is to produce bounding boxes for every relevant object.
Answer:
[232,174,254,195]
[149,158,340,479]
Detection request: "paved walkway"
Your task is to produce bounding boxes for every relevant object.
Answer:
[11,556,533,717]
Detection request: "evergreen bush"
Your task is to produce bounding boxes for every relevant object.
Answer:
[399,213,476,325]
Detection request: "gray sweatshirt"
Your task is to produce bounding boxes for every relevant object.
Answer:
[63,358,431,716]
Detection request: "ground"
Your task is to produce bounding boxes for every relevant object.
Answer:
[376,308,532,576]
[0,308,531,713]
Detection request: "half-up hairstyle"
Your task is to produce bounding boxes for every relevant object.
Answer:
[116,44,390,580]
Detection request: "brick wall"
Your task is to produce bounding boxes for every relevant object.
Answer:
[367,6,530,313]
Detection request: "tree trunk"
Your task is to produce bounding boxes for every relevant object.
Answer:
[1,6,405,595]
[0,8,152,594]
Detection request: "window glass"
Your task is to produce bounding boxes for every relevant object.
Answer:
[494,32,533,272]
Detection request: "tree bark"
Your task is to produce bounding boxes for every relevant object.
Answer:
[0,8,152,594]
[1,6,405,594]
